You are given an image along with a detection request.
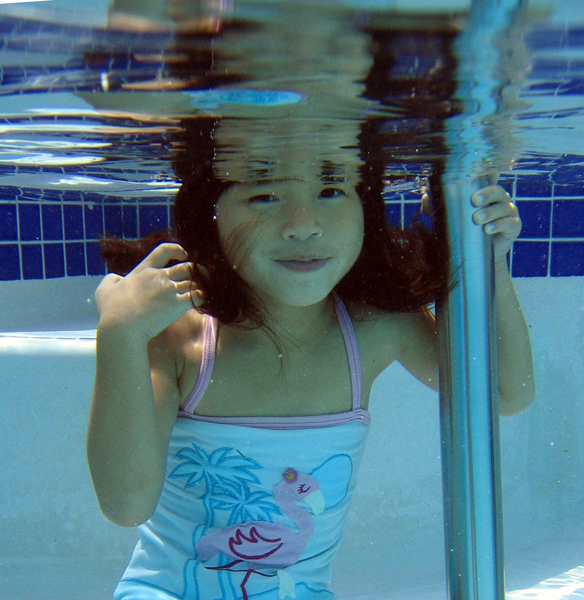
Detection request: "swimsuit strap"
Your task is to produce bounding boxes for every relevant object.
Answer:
[333,292,362,410]
[182,315,217,414]
[181,294,362,414]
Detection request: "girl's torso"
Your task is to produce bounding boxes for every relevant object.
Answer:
[115,295,380,600]
[166,297,405,418]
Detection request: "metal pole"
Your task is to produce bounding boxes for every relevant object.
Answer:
[437,1,525,599]
[438,177,504,600]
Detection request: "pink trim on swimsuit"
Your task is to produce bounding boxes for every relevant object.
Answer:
[182,315,216,414]
[178,294,371,429]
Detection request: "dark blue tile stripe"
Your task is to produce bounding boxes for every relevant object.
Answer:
[551,242,584,277]
[43,243,65,279]
[21,244,43,279]
[1,189,175,279]
[512,241,550,277]
[2,173,584,280]
[0,244,20,280]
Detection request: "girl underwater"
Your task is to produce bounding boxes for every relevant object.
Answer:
[87,117,535,600]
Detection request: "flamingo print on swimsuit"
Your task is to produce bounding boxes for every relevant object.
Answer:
[196,467,326,600]
[163,443,348,600]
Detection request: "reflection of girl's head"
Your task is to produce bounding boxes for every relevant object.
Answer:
[101,116,450,328]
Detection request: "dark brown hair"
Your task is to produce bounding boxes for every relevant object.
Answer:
[337,116,450,314]
[100,116,451,329]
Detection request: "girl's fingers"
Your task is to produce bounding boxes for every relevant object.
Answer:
[471,185,510,207]
[140,243,188,269]
[487,172,500,187]
[483,215,521,237]
[101,272,122,286]
[470,185,521,242]
[167,261,193,282]
[183,290,205,307]
[173,279,195,294]
[473,200,518,226]
[174,280,205,307]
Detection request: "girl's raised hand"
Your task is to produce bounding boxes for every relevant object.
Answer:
[471,185,521,264]
[95,243,202,342]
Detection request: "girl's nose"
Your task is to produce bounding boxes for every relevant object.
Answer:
[281,206,323,241]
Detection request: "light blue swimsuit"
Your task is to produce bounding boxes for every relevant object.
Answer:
[114,295,371,600]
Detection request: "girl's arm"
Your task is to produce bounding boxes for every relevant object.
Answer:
[88,326,180,526]
[87,243,199,526]
[492,261,535,415]
[472,186,535,415]
[397,186,535,416]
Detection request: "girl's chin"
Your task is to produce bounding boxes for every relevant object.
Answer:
[261,289,335,310]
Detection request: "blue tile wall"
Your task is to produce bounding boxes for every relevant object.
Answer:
[42,204,63,240]
[0,245,20,280]
[0,178,174,280]
[516,201,551,238]
[515,177,553,198]
[86,242,104,276]
[19,204,41,241]
[66,242,85,277]
[21,244,43,279]
[64,205,84,240]
[384,203,401,227]
[553,200,584,237]
[383,165,584,278]
[139,205,169,237]
[0,204,17,240]
[44,243,65,279]
[551,242,584,276]
[512,241,550,278]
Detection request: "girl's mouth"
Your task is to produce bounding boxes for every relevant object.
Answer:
[275,258,330,272]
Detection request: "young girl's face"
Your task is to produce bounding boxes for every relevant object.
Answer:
[215,159,364,311]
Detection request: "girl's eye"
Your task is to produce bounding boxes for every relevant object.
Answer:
[319,188,347,199]
[248,193,278,204]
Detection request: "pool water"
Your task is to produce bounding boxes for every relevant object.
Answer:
[0,1,583,599]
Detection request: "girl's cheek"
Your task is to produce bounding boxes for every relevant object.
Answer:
[348,203,365,243]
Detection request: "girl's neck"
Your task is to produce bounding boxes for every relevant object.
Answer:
[264,295,336,344]
[219,295,337,356]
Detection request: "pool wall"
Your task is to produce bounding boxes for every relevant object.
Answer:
[1,277,583,600]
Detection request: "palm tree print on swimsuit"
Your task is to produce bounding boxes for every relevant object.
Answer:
[166,444,353,600]
[170,444,279,600]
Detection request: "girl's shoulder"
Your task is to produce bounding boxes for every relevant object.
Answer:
[148,308,207,384]
[345,300,422,334]
[344,301,404,366]
[345,300,436,380]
